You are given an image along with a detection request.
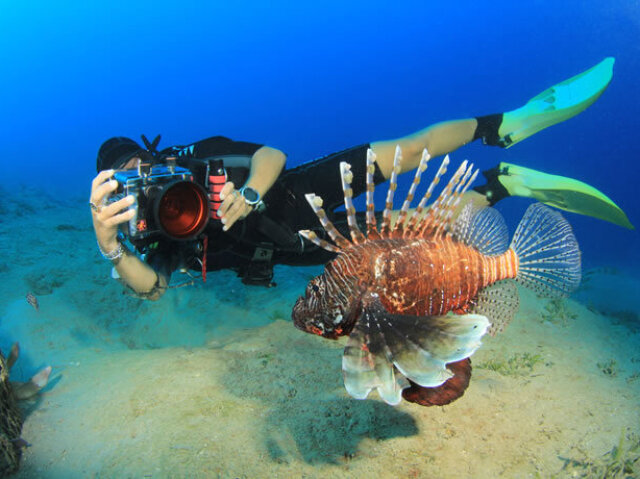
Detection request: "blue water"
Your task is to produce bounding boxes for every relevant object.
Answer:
[1,1,638,270]
[0,2,639,476]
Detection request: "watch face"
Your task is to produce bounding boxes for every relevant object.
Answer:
[242,187,259,204]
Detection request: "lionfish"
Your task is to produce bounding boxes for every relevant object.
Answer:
[292,147,581,407]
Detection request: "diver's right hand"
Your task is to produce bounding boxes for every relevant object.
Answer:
[90,170,135,251]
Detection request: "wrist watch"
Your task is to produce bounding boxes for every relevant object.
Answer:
[239,186,265,211]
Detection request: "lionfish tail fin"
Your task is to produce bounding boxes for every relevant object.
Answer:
[342,292,490,406]
[510,203,581,296]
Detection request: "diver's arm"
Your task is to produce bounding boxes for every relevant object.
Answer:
[218,145,287,231]
[90,170,168,300]
[112,248,168,300]
[243,145,287,198]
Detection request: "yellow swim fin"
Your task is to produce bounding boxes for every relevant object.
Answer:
[476,162,634,229]
[498,57,615,148]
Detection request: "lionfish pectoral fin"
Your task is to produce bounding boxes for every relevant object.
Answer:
[380,311,489,388]
[342,293,490,405]
[342,300,410,406]
[469,280,520,336]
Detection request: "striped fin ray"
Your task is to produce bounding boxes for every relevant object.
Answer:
[452,203,509,256]
[425,160,469,227]
[441,167,479,236]
[395,148,431,235]
[431,162,478,239]
[380,145,403,237]
[510,203,581,296]
[298,230,341,253]
[405,155,450,233]
[468,280,520,336]
[343,318,409,405]
[415,159,472,237]
[342,292,490,405]
[339,162,366,244]
[302,193,351,251]
[365,149,380,239]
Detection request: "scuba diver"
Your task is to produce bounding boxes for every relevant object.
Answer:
[89,57,632,299]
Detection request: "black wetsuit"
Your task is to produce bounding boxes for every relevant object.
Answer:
[144,136,386,286]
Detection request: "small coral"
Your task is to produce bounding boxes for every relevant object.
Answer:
[0,350,24,475]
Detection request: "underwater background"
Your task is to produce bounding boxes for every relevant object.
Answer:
[1,0,638,269]
[0,1,639,478]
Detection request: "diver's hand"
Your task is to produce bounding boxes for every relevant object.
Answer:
[218,181,252,231]
[90,170,136,251]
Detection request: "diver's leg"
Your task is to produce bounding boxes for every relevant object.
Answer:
[370,118,478,179]
[372,57,615,180]
[371,114,506,178]
[471,162,634,229]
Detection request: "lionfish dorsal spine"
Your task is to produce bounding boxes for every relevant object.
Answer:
[427,160,469,230]
[298,229,341,253]
[380,145,402,236]
[339,162,366,244]
[439,164,478,238]
[300,193,350,252]
[405,155,450,234]
[365,149,379,238]
[396,148,431,235]
[418,160,478,238]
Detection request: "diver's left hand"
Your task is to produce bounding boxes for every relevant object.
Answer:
[218,182,253,231]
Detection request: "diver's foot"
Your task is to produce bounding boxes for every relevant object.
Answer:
[497,57,615,148]
[473,162,634,229]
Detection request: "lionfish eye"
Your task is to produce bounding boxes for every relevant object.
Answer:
[312,284,320,293]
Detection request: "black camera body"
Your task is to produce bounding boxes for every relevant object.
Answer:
[111,158,212,244]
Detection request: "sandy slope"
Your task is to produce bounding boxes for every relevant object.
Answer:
[1,189,638,478]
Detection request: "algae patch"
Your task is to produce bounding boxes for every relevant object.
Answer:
[477,352,545,377]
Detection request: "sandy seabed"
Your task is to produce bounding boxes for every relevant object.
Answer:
[1,188,638,478]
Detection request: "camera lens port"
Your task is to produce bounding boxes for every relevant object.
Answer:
[154,181,209,239]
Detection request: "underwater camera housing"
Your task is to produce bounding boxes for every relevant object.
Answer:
[111,156,211,244]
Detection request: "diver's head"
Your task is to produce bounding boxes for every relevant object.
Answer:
[96,137,142,172]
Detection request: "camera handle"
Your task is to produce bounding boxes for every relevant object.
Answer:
[207,159,227,220]
[200,159,227,283]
